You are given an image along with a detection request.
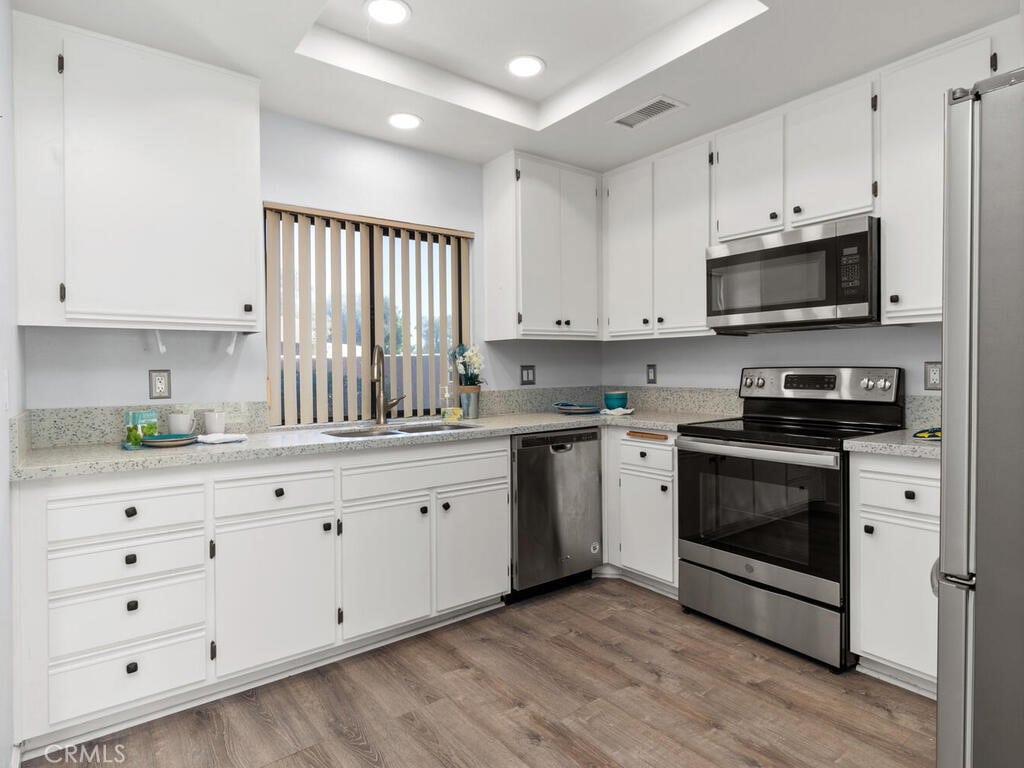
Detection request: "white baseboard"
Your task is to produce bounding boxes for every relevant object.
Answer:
[856,657,937,699]
[594,564,677,599]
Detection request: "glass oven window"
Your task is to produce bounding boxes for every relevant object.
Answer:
[679,451,842,582]
[709,249,830,314]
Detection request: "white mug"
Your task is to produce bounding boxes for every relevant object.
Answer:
[204,411,226,434]
[168,413,195,435]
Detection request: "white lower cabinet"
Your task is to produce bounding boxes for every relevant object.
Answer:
[341,496,433,640]
[619,471,676,583]
[850,453,940,683]
[214,511,337,677]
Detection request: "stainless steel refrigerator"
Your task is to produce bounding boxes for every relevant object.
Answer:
[938,68,1024,768]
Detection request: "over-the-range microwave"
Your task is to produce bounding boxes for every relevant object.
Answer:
[706,216,880,334]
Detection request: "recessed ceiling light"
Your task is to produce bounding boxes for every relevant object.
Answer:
[366,0,411,25]
[507,55,545,78]
[388,112,422,130]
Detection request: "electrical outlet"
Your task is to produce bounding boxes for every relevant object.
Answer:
[149,369,172,399]
[924,361,942,391]
[520,365,536,386]
[646,364,658,385]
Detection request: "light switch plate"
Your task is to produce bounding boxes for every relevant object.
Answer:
[924,361,942,391]
[520,365,536,386]
[646,364,658,385]
[149,369,172,399]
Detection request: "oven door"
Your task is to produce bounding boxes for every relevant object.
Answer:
[676,437,845,607]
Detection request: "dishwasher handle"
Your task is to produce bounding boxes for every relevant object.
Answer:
[550,443,574,454]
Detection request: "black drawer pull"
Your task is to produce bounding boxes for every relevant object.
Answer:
[769,211,779,220]
[420,506,428,515]
[243,303,253,313]
[864,525,875,535]
[793,205,803,214]
[642,318,650,325]
[660,485,668,492]
[442,502,451,511]
[124,506,138,518]
[126,600,139,612]
[124,553,138,565]
[657,317,665,324]
[555,319,563,326]
[126,662,139,675]
[322,521,332,532]
[889,294,900,304]
[564,319,571,327]
[904,490,917,500]
[274,487,285,498]
[639,451,647,458]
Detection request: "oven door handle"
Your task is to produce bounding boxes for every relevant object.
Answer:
[675,437,840,470]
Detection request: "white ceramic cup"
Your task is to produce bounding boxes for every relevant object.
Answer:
[168,413,195,435]
[204,411,226,434]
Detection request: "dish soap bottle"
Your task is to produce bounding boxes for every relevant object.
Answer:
[441,384,462,423]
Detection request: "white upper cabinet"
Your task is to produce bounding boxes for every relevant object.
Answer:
[653,144,712,337]
[879,38,991,325]
[714,115,784,241]
[483,151,599,341]
[785,80,875,227]
[13,14,262,331]
[604,163,653,337]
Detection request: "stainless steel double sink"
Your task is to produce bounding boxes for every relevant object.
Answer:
[323,422,479,439]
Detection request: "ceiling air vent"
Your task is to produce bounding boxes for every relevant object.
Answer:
[612,96,685,129]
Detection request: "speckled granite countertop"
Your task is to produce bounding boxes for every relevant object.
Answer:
[13,411,714,481]
[844,430,941,461]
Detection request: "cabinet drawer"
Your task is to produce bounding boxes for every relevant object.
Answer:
[621,439,673,473]
[50,574,206,658]
[343,452,508,502]
[214,472,334,518]
[48,487,204,543]
[48,534,205,593]
[860,475,939,517]
[48,633,207,724]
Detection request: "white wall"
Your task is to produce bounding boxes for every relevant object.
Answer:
[1,0,20,759]
[602,324,942,396]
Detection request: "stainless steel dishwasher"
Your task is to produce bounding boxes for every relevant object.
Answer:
[512,428,602,592]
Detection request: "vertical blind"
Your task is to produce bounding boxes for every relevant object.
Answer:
[264,203,473,427]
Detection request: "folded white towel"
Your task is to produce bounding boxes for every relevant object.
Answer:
[197,433,248,444]
[600,408,635,416]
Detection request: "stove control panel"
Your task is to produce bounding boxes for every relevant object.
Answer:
[739,367,902,402]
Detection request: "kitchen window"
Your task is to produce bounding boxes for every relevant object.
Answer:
[264,203,473,426]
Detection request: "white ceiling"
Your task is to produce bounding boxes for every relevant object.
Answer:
[12,0,1020,171]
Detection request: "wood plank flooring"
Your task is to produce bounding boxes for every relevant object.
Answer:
[28,579,936,768]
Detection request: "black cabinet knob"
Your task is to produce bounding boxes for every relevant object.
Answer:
[420,506,429,515]
[639,451,647,458]
[124,553,138,565]
[124,506,138,518]
[642,318,650,325]
[555,319,563,326]
[660,485,668,492]
[793,205,803,214]
[442,502,451,511]
[657,317,665,324]
[889,294,900,304]
[769,211,779,220]
[904,490,917,500]
[322,521,332,532]
[126,600,139,612]
[274,487,285,498]
[243,303,253,313]
[126,662,139,675]
[864,524,875,535]
[564,319,571,327]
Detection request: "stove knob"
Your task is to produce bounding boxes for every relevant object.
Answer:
[744,376,754,388]
[756,377,766,388]
[878,378,892,392]
[861,377,876,391]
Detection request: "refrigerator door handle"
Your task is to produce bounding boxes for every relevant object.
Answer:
[940,90,977,579]
[937,579,973,768]
[930,558,940,598]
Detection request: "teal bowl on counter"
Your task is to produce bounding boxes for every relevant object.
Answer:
[604,391,628,409]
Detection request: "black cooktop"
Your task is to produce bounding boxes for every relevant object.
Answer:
[676,418,889,451]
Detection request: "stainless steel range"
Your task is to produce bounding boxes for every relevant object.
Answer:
[675,366,904,670]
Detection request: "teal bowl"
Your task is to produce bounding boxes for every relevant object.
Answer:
[604,391,628,409]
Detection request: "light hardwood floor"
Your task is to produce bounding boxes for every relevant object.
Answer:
[28,579,936,768]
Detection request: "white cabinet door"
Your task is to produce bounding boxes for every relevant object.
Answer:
[714,115,784,240]
[854,515,939,677]
[785,80,874,227]
[559,167,600,336]
[619,472,675,583]
[60,30,261,329]
[880,38,990,324]
[341,497,432,640]
[605,163,653,337]
[214,513,336,677]
[435,484,510,612]
[517,156,563,335]
[653,144,711,337]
